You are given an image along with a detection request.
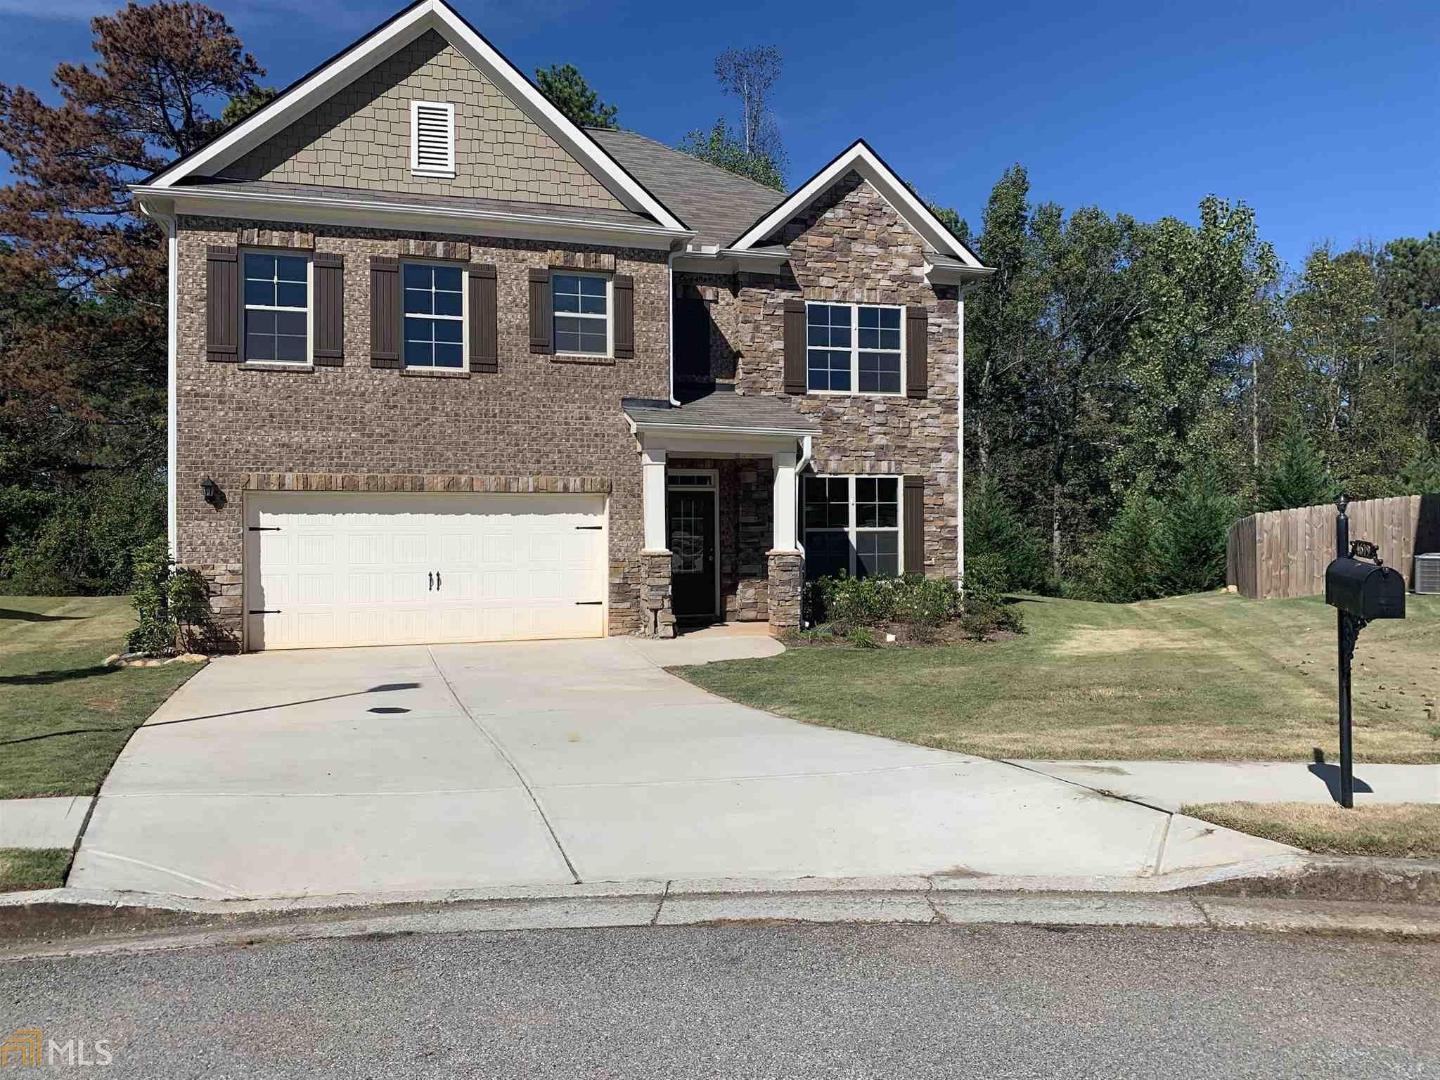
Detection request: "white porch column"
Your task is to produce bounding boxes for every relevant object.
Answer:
[771,448,799,552]
[641,445,668,551]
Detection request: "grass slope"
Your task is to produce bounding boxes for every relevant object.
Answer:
[0,597,203,799]
[679,591,1440,762]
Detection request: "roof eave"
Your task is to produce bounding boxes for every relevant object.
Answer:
[132,184,694,249]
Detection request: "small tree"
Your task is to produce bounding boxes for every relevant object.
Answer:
[1399,446,1440,495]
[677,118,785,191]
[535,63,618,129]
[127,538,214,654]
[1158,466,1239,595]
[713,46,783,164]
[1258,424,1334,511]
[1089,486,1166,603]
[963,477,1049,592]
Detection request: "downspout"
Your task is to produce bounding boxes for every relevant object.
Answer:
[667,246,682,406]
[140,200,179,558]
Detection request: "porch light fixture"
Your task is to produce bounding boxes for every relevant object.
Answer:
[201,476,222,508]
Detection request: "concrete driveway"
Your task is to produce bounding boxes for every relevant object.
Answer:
[70,634,1289,899]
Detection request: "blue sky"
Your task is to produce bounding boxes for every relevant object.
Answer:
[2,0,1435,272]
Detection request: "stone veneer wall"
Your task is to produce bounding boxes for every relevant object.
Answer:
[226,31,623,211]
[638,551,674,638]
[174,215,668,646]
[693,170,963,580]
[766,552,804,634]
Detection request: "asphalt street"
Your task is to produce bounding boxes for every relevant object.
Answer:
[4,923,1438,1078]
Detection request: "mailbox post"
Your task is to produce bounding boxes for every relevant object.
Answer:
[1323,494,1407,808]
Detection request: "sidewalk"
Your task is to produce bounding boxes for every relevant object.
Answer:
[0,797,90,849]
[1013,760,1440,811]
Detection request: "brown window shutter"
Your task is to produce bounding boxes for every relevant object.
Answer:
[313,252,344,366]
[612,274,635,359]
[206,246,240,363]
[783,297,806,394]
[369,256,400,368]
[905,306,928,399]
[903,475,926,575]
[528,267,552,354]
[469,263,498,373]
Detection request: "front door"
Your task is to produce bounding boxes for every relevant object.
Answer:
[667,471,718,621]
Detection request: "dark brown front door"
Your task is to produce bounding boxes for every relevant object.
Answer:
[668,481,717,621]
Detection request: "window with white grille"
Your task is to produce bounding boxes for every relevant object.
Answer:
[410,101,455,177]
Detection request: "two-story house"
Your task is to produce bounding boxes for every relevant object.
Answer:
[132,0,991,651]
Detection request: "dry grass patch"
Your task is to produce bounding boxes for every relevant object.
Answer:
[1184,802,1440,858]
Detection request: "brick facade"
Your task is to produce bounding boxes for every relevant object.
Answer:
[227,31,623,211]
[174,214,668,644]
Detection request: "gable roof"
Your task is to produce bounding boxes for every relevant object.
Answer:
[730,140,985,267]
[144,0,686,233]
[586,128,784,250]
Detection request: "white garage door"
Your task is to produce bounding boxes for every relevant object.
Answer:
[244,492,607,650]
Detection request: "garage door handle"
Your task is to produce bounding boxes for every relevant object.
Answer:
[435,571,442,591]
[575,525,602,530]
[575,601,603,606]
[428,571,433,591]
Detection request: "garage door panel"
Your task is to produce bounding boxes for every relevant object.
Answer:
[245,492,606,650]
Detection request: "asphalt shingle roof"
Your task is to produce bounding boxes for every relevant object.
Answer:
[623,386,820,435]
[587,128,785,248]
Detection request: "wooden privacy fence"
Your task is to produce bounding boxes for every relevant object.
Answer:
[1227,494,1440,600]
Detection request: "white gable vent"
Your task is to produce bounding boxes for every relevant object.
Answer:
[410,101,455,177]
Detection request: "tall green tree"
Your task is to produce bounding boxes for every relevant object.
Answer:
[535,63,618,129]
[0,1,264,591]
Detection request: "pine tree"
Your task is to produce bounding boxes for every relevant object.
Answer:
[1091,486,1166,603]
[1158,466,1239,595]
[534,64,618,129]
[1258,425,1334,511]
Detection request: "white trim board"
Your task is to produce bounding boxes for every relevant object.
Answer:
[143,0,687,234]
[731,139,986,267]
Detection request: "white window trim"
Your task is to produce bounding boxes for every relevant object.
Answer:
[241,249,313,367]
[410,100,456,178]
[552,270,613,359]
[401,260,469,371]
[802,474,904,578]
[804,301,906,397]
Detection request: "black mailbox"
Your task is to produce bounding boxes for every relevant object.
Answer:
[1325,557,1406,621]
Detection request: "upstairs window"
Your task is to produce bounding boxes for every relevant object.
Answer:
[803,475,900,579]
[403,263,464,369]
[552,272,609,355]
[243,252,309,364]
[410,101,455,177]
[806,302,903,395]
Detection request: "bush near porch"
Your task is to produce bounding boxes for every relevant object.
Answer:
[678,590,1440,763]
[800,563,1024,646]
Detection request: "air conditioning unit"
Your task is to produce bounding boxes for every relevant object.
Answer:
[1415,553,1440,595]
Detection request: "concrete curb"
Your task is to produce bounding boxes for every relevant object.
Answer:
[1,855,1437,958]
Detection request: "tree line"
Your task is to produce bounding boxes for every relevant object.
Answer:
[955,166,1437,602]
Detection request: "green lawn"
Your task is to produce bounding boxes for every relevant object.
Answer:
[0,596,204,799]
[678,591,1440,763]
[0,848,72,891]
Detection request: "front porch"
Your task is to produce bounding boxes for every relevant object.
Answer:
[624,389,819,639]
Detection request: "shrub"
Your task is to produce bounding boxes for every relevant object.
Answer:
[1258,425,1334,512]
[963,477,1051,593]
[1157,466,1239,595]
[0,470,164,595]
[1081,486,1166,602]
[960,555,1025,637]
[127,538,215,654]
[847,626,880,649]
[812,574,899,631]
